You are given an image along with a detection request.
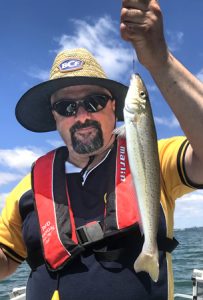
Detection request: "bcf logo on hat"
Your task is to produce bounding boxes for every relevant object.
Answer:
[59,59,84,72]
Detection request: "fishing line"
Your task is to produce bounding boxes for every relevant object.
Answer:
[132,50,137,74]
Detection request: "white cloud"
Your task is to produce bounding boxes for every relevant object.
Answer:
[46,139,65,148]
[155,114,180,129]
[167,30,184,52]
[28,15,133,83]
[0,172,23,187]
[0,193,8,213]
[0,147,44,214]
[196,69,203,82]
[56,16,133,81]
[174,190,203,229]
[0,147,44,172]
[26,68,50,81]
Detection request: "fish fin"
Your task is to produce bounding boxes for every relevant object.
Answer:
[134,249,159,282]
[138,221,144,236]
[112,125,126,137]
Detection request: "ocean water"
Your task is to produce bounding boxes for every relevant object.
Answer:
[173,227,203,297]
[0,227,203,299]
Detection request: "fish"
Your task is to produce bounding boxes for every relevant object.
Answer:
[114,73,160,282]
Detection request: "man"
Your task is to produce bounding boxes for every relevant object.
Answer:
[0,0,203,299]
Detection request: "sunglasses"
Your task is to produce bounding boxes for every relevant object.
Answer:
[51,94,113,117]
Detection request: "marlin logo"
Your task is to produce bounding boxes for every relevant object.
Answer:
[59,59,84,72]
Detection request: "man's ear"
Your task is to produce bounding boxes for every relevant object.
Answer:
[52,110,57,121]
[112,99,116,112]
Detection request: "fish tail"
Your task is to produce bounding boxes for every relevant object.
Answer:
[134,249,159,282]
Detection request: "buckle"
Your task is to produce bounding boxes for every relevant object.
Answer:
[76,221,104,245]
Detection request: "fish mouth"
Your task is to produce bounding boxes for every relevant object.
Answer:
[124,104,136,114]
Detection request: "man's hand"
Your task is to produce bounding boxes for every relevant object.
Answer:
[0,248,19,280]
[120,0,168,70]
[120,0,203,185]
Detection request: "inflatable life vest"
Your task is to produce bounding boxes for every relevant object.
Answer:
[31,139,178,272]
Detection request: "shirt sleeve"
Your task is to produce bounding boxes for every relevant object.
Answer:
[158,136,196,202]
[0,174,31,263]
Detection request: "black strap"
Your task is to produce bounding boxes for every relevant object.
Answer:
[93,236,179,262]
[27,236,179,269]
[93,247,125,262]
[158,237,179,253]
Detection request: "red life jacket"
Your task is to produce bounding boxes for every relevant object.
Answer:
[32,138,141,271]
[31,138,177,272]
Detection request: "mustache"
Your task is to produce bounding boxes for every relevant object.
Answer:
[70,119,101,134]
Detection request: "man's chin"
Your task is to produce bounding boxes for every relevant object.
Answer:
[74,134,95,144]
[71,125,103,154]
[72,139,103,155]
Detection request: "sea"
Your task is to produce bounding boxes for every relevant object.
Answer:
[0,227,203,299]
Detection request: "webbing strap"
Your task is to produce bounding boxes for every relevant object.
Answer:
[27,236,179,270]
[158,237,179,253]
[93,236,179,262]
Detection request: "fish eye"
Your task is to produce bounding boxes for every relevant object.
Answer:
[140,91,146,99]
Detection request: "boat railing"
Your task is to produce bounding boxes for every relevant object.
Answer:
[174,269,203,300]
[174,294,192,299]
[9,286,26,300]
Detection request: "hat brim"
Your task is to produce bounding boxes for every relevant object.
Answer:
[15,76,128,132]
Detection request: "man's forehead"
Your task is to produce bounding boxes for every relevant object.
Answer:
[51,85,112,101]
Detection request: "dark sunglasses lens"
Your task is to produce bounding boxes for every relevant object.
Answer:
[53,101,77,116]
[52,95,111,117]
[84,95,109,112]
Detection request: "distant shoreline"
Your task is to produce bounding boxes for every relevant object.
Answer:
[174,226,203,231]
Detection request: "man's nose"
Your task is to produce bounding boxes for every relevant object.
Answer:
[75,105,91,120]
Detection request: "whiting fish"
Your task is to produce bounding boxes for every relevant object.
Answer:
[114,73,160,282]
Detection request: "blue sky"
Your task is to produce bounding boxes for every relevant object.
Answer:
[0,0,203,229]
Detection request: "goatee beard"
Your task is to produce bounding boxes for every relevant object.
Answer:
[70,120,104,154]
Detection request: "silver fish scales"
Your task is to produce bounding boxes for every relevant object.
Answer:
[115,73,160,282]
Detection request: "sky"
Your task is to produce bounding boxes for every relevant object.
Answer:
[0,0,203,229]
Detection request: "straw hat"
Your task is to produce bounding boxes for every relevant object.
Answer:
[15,48,128,132]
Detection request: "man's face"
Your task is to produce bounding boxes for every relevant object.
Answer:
[51,85,116,156]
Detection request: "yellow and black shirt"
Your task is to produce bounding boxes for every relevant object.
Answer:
[0,136,200,300]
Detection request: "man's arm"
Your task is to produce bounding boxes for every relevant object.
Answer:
[0,248,20,280]
[120,0,203,184]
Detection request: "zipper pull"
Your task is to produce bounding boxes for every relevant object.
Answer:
[51,273,60,300]
[51,290,60,300]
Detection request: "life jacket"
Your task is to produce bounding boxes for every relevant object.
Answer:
[31,138,178,272]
